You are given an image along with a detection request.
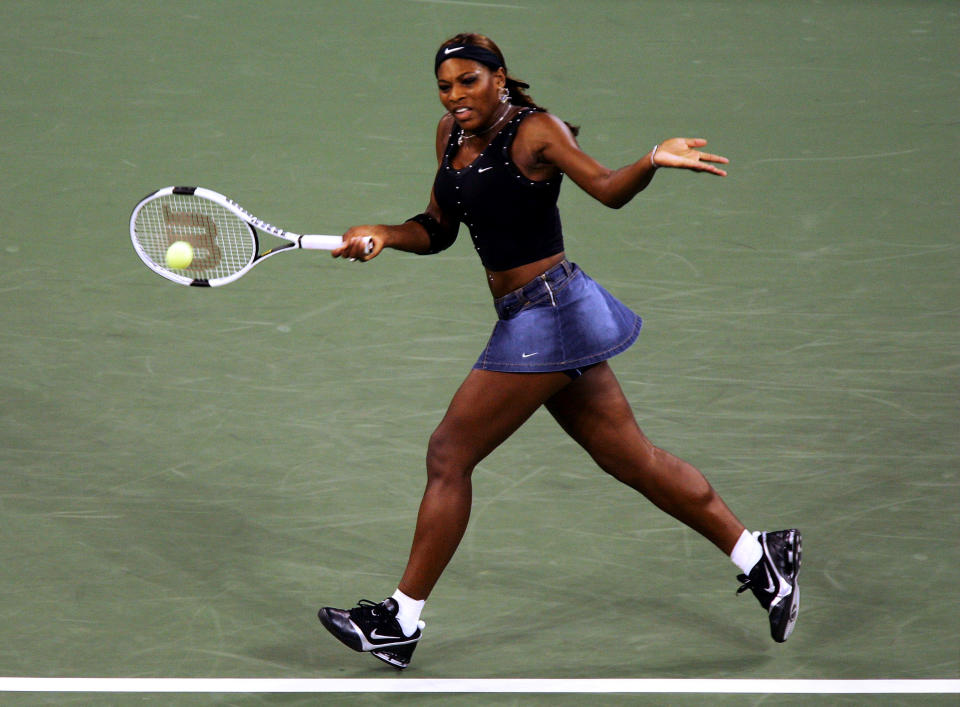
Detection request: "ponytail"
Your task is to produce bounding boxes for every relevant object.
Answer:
[504,76,580,137]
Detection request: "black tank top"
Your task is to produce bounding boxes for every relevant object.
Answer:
[433,108,564,272]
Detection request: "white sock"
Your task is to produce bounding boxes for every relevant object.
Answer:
[730,529,763,575]
[391,588,425,637]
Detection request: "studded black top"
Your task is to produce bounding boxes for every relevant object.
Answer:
[433,108,565,272]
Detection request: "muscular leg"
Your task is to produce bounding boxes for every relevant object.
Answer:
[398,368,571,600]
[545,362,744,554]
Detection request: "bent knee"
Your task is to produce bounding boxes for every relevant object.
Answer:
[425,428,474,484]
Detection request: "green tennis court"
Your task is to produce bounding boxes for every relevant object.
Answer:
[1,1,957,704]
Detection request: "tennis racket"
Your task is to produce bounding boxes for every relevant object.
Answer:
[130,186,371,287]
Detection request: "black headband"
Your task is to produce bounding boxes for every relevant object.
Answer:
[434,44,504,75]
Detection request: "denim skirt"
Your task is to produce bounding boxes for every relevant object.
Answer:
[474,260,642,373]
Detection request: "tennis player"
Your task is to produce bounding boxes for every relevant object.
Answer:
[319,33,801,668]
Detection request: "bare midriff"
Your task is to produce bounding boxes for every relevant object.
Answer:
[485,252,566,299]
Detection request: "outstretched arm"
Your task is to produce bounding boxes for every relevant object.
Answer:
[531,113,728,209]
[334,219,432,261]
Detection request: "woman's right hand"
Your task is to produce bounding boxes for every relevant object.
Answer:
[333,225,389,262]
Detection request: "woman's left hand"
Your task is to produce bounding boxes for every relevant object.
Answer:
[653,138,728,177]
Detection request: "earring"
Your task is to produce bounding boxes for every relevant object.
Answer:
[499,86,510,103]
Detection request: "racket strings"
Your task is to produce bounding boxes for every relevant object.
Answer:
[133,194,256,280]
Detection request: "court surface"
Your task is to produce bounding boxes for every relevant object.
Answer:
[1,1,957,704]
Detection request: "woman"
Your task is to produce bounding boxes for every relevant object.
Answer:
[318,33,801,669]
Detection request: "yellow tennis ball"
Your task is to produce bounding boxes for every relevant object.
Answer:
[165,240,193,269]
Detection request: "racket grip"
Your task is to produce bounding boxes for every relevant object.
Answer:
[299,235,343,250]
[300,235,374,254]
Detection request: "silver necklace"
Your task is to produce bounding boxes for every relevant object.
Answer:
[458,104,512,146]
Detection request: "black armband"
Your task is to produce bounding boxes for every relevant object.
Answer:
[405,213,458,254]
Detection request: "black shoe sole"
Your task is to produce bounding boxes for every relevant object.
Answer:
[371,641,418,669]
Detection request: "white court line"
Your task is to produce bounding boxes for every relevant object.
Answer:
[0,678,957,694]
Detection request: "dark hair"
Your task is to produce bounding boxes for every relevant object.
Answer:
[437,33,580,137]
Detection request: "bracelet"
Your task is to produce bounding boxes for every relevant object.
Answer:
[650,144,660,169]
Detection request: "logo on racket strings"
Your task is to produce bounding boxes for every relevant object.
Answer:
[162,206,223,269]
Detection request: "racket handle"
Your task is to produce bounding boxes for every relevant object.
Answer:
[300,235,374,254]
[300,235,343,250]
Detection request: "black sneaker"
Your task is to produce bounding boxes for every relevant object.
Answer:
[736,529,802,642]
[317,598,423,669]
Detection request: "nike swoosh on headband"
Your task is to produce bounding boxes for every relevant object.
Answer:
[444,46,465,55]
